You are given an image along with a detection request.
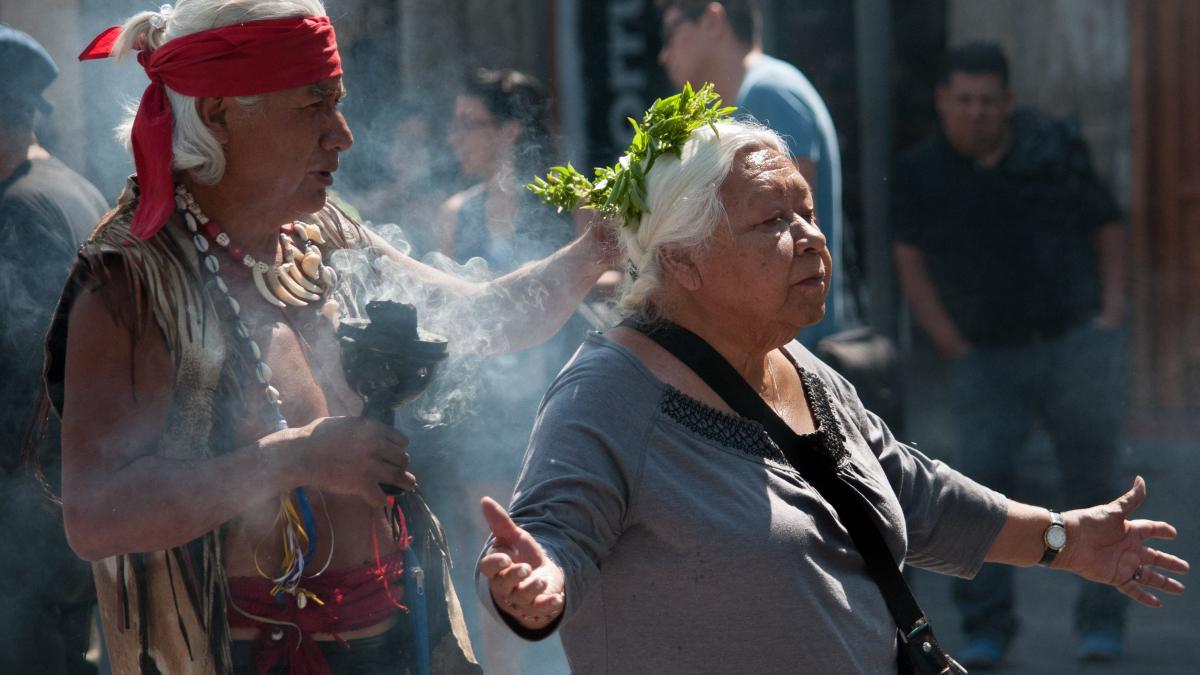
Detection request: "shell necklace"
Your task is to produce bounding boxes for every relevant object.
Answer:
[175,185,337,309]
[174,185,332,605]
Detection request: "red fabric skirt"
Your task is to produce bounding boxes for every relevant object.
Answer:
[227,548,406,675]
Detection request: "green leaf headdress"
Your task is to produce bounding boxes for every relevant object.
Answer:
[527,82,736,229]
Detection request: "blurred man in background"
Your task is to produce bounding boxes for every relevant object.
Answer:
[893,42,1128,668]
[656,0,844,346]
[0,23,107,675]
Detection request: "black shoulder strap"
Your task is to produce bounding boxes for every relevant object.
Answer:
[625,319,933,639]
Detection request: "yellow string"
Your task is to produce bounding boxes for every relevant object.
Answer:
[253,493,322,604]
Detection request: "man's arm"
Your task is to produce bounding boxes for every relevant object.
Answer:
[60,282,414,560]
[369,217,614,354]
[893,242,972,358]
[1094,222,1126,329]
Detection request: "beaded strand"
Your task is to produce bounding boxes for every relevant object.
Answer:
[175,186,325,603]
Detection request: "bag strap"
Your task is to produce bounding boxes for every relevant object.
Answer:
[624,319,933,640]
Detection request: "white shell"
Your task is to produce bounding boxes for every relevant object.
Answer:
[235,321,251,339]
[175,195,188,212]
[271,628,283,641]
[226,296,240,315]
[255,361,273,384]
[203,255,219,274]
[192,234,209,253]
[249,340,261,360]
[297,593,308,609]
[300,252,323,281]
[212,276,228,295]
[266,385,281,404]
[302,223,325,245]
[183,211,198,232]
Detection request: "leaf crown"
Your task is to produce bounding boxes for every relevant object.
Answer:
[527,82,736,229]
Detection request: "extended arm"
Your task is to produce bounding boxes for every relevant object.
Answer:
[985,478,1187,608]
[369,217,614,354]
[893,242,972,358]
[475,352,641,636]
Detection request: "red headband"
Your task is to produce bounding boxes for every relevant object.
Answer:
[80,16,343,239]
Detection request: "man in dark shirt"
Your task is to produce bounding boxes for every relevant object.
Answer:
[0,23,108,675]
[893,43,1128,667]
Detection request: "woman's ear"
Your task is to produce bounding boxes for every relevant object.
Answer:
[659,245,702,291]
[196,96,231,144]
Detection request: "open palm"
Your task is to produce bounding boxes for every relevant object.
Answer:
[1059,477,1188,608]
[479,496,566,629]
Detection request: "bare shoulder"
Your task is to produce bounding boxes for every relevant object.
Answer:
[62,260,175,456]
[439,183,484,217]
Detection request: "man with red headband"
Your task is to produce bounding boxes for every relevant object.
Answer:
[41,2,612,673]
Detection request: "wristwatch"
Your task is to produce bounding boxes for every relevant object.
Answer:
[1039,511,1067,566]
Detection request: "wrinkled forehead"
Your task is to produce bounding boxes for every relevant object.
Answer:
[722,145,810,206]
[269,76,345,100]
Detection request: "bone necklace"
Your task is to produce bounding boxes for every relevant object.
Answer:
[175,184,337,605]
[175,185,337,309]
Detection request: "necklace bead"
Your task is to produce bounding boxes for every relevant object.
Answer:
[255,361,273,385]
[174,185,333,605]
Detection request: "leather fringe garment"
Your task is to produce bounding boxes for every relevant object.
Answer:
[42,179,479,674]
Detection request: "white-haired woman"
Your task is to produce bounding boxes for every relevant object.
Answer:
[477,119,1188,673]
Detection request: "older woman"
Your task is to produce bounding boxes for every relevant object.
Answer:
[475,117,1187,672]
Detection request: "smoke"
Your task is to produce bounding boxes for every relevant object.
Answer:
[328,224,557,429]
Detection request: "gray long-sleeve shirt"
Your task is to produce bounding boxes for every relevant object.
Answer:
[478,332,1007,673]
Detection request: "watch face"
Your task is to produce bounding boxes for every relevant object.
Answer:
[1046,525,1067,550]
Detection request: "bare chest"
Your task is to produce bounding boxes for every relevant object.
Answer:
[221,283,361,440]
[216,280,393,572]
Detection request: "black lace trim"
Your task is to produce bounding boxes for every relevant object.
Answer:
[796,368,850,469]
[660,387,786,462]
[658,366,849,469]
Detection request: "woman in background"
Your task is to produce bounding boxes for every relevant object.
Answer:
[438,68,572,269]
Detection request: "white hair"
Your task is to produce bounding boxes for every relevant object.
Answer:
[112,0,327,185]
[617,119,788,319]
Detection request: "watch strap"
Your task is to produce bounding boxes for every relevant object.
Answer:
[1038,510,1066,566]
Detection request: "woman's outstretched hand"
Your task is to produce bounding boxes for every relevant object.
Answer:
[479,496,566,630]
[1057,476,1189,607]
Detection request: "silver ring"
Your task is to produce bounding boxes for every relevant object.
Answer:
[1132,564,1145,583]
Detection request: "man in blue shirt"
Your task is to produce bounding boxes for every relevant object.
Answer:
[656,0,844,345]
